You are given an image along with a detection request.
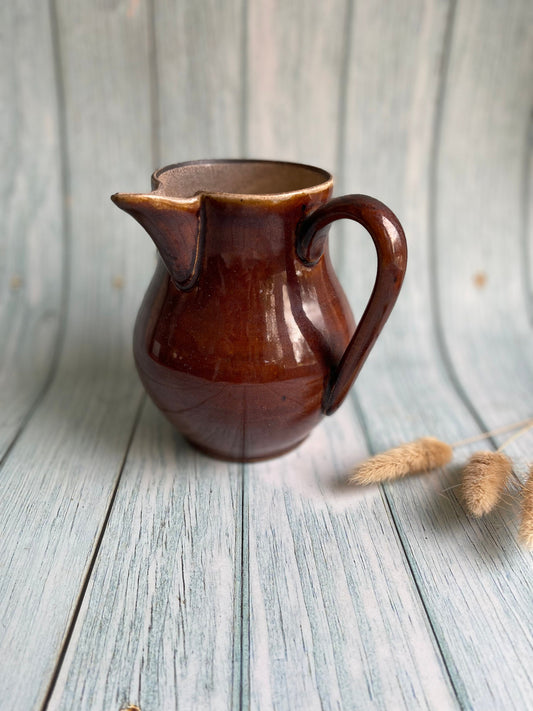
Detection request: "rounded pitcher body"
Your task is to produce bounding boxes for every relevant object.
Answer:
[112,159,407,461]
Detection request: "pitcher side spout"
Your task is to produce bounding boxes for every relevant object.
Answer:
[111,192,203,290]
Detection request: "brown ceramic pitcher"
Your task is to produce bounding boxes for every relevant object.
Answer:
[112,159,407,462]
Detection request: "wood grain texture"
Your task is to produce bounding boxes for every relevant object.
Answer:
[0,2,64,456]
[243,2,457,709]
[153,0,244,162]
[47,402,242,711]
[434,0,533,454]
[42,1,247,706]
[245,0,349,269]
[0,0,154,707]
[525,107,533,321]
[245,0,347,169]
[427,7,533,704]
[338,1,533,709]
[247,406,457,711]
[1,0,533,709]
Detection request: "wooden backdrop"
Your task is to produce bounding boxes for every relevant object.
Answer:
[1,1,532,709]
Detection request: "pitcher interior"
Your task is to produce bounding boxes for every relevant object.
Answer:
[154,160,331,198]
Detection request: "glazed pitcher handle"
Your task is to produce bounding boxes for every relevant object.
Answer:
[296,194,407,416]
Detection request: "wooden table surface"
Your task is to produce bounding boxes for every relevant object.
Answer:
[1,1,532,709]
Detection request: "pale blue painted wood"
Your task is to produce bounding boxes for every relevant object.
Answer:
[48,402,242,711]
[246,407,457,711]
[525,109,533,321]
[0,2,64,457]
[245,0,348,170]
[242,1,458,709]
[46,1,246,708]
[426,8,533,704]
[1,1,532,710]
[338,1,533,709]
[153,0,245,161]
[0,0,154,707]
[434,0,533,456]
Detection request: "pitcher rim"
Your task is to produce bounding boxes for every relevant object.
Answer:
[152,158,334,202]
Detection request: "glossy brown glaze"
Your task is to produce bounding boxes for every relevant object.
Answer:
[112,159,407,461]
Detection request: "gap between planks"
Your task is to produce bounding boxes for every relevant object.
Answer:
[521,106,533,327]
[334,0,464,705]
[428,0,527,488]
[39,395,146,711]
[0,0,72,474]
[350,393,463,706]
[234,464,250,711]
[426,0,497,452]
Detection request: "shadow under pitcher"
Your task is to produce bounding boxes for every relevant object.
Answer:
[112,159,407,462]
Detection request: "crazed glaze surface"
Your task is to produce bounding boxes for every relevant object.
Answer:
[112,160,407,461]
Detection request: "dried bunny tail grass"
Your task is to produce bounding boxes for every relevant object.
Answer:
[518,467,533,550]
[461,451,512,517]
[350,437,453,485]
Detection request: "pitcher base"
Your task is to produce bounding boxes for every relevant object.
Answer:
[185,434,310,463]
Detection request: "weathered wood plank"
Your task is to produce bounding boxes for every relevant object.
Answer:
[434,0,533,458]
[245,0,349,269]
[525,108,533,321]
[339,1,533,709]
[0,1,154,707]
[427,7,533,705]
[247,407,457,711]
[245,0,347,168]
[0,2,64,456]
[44,2,248,708]
[0,375,144,705]
[1,2,531,711]
[243,1,458,709]
[47,402,241,711]
[153,0,244,161]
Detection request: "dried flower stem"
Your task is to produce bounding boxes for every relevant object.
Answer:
[495,420,533,453]
[451,417,533,449]
[518,467,533,550]
[350,417,533,488]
